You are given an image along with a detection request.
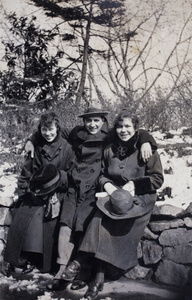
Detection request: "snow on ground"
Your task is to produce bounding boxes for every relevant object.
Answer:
[153,129,192,209]
[0,129,192,295]
[1,129,192,209]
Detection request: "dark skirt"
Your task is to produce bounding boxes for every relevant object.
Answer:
[22,206,44,253]
[4,199,60,273]
[79,208,153,271]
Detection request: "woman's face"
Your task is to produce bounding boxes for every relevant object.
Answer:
[116,117,136,142]
[41,121,57,142]
[84,116,104,135]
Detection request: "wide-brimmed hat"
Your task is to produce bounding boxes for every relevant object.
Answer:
[29,164,61,196]
[78,106,109,118]
[96,189,149,219]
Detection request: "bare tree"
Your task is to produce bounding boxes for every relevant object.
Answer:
[2,0,192,129]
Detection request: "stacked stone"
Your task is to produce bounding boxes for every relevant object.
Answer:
[0,175,17,269]
[0,174,192,289]
[126,202,192,287]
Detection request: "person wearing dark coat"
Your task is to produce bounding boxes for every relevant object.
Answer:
[3,112,74,275]
[61,110,164,299]
[24,106,158,291]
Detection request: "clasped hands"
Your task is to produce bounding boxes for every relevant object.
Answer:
[104,181,135,197]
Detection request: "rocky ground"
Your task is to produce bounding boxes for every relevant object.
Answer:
[0,267,184,300]
[1,127,192,300]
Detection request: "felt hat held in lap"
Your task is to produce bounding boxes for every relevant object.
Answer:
[29,164,61,196]
[96,189,149,219]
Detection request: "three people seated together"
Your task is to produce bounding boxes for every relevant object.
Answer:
[3,107,163,300]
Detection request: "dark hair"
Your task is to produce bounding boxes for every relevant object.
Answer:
[114,110,139,131]
[38,112,60,131]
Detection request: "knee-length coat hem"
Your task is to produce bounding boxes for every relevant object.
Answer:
[79,133,163,270]
[4,131,74,272]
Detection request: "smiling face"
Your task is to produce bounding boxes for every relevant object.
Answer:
[84,116,104,134]
[116,117,136,142]
[40,121,58,142]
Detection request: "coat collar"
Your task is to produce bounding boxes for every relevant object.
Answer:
[76,122,108,142]
[40,131,62,159]
[111,131,139,160]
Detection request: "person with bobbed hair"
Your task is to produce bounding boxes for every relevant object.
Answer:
[61,109,164,299]
[3,112,74,275]
[24,106,158,291]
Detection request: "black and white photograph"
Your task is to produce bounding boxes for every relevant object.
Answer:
[0,0,192,299]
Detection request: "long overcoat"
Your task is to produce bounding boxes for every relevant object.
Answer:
[79,132,164,271]
[4,131,74,272]
[60,127,158,233]
[60,124,108,232]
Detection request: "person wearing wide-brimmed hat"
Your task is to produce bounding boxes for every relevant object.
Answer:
[24,106,158,290]
[3,112,74,275]
[62,110,164,299]
[47,106,111,290]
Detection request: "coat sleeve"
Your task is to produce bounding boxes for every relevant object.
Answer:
[17,147,42,198]
[137,129,157,151]
[58,143,75,189]
[28,131,41,146]
[60,127,71,140]
[17,155,33,198]
[99,148,114,189]
[132,151,164,195]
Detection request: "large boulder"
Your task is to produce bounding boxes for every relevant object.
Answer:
[154,259,190,286]
[159,228,192,246]
[152,204,184,218]
[149,219,184,232]
[163,243,192,264]
[142,240,162,265]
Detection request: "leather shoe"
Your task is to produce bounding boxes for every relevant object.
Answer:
[61,260,81,282]
[21,261,35,274]
[84,281,104,299]
[47,279,61,290]
[71,279,87,290]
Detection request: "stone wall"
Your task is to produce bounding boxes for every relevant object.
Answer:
[125,201,192,288]
[1,193,192,289]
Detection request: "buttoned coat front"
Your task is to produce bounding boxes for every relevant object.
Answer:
[60,124,108,232]
[79,132,164,271]
[4,131,74,272]
[60,126,158,233]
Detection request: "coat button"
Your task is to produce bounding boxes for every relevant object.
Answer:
[86,185,90,189]
[77,169,81,173]
[119,165,124,169]
[90,169,94,173]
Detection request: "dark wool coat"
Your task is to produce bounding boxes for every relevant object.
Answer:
[60,124,108,232]
[79,132,164,271]
[29,127,157,234]
[60,126,158,233]
[4,131,74,273]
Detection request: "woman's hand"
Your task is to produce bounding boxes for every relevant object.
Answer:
[104,182,117,195]
[141,142,152,162]
[122,181,135,196]
[25,140,35,158]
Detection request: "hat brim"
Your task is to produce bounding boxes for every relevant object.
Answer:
[30,170,61,196]
[78,111,109,118]
[96,195,152,219]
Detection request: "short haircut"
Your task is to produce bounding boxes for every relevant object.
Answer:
[39,112,60,129]
[114,110,139,131]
